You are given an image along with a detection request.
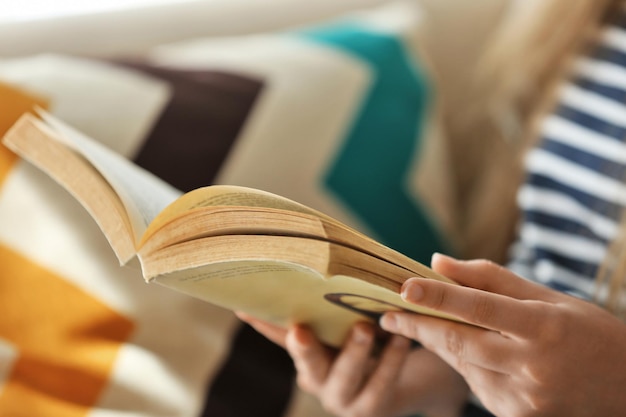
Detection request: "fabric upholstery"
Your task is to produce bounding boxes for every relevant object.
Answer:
[0,2,455,416]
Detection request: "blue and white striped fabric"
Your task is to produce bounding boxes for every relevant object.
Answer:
[508,11,626,301]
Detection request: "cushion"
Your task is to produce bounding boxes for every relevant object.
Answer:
[0,82,240,417]
[0,1,455,416]
[0,0,391,57]
[147,0,457,263]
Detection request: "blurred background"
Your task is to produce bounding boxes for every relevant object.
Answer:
[0,1,508,417]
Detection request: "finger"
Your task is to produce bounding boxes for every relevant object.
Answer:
[322,323,377,404]
[381,312,515,373]
[286,324,334,393]
[398,277,548,337]
[454,362,512,417]
[236,312,287,347]
[431,253,561,302]
[353,335,411,411]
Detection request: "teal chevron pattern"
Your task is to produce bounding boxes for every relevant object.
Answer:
[298,24,449,263]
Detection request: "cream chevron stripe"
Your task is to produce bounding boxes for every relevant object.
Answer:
[152,35,377,237]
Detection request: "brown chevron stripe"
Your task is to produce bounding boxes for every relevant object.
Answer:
[111,62,296,417]
[200,324,296,417]
[117,62,264,190]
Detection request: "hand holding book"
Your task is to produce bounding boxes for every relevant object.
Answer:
[2,110,460,347]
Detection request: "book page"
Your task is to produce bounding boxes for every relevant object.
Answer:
[143,185,335,242]
[39,110,182,241]
[164,184,328,216]
[153,260,457,347]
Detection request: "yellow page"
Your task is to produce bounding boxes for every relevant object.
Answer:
[39,110,182,242]
[154,260,455,347]
[141,185,334,245]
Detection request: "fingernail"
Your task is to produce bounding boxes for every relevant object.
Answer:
[293,326,312,347]
[380,314,397,332]
[431,252,455,264]
[431,252,442,264]
[401,280,424,303]
[352,326,371,344]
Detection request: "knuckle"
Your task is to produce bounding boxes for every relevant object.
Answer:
[521,388,558,417]
[475,258,496,268]
[392,315,420,339]
[444,327,466,359]
[474,259,500,272]
[476,259,509,282]
[295,373,319,394]
[428,285,448,310]
[471,293,496,325]
[519,361,541,383]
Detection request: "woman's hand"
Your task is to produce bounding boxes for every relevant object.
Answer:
[238,313,468,417]
[381,253,626,417]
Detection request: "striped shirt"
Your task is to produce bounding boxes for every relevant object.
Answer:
[507,11,626,301]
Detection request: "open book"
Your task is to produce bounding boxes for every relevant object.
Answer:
[2,111,458,347]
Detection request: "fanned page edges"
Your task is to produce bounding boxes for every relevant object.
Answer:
[142,233,425,290]
[138,185,453,285]
[37,109,182,244]
[2,114,137,263]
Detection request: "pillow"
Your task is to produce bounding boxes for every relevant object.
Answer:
[0,0,391,58]
[0,55,316,417]
[0,82,241,416]
[0,1,455,416]
[148,0,457,263]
